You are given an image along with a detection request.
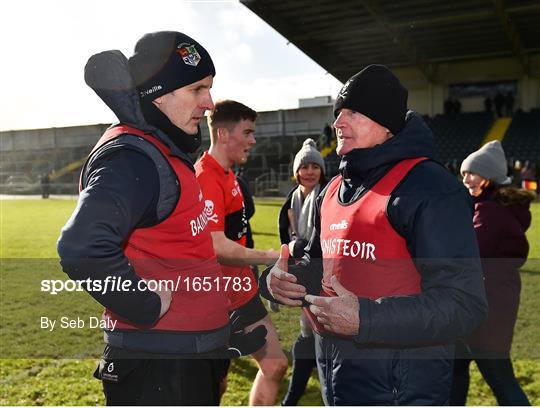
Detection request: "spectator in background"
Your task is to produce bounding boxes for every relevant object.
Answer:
[453,98,462,114]
[445,161,458,177]
[520,160,538,192]
[444,97,453,114]
[484,96,493,113]
[453,141,533,406]
[323,123,333,147]
[507,158,514,180]
[505,92,515,117]
[513,160,523,187]
[520,160,535,181]
[40,173,50,199]
[278,138,327,405]
[495,91,505,117]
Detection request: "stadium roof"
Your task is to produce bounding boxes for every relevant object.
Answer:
[240,0,540,83]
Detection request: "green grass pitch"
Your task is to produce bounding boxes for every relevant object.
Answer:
[0,198,538,405]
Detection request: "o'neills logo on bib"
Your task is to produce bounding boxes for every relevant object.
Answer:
[321,238,376,261]
[330,220,348,230]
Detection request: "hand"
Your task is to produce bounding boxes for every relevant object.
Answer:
[157,289,172,318]
[304,276,359,336]
[266,244,306,306]
[288,240,296,257]
[226,325,267,358]
[143,279,172,318]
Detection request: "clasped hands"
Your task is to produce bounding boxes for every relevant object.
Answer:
[266,245,360,336]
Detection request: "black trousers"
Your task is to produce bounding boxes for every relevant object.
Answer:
[450,343,530,406]
[282,334,317,406]
[95,346,224,406]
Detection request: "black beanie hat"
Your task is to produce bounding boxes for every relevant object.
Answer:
[128,31,215,101]
[333,64,408,135]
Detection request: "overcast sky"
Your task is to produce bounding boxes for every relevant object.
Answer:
[0,0,343,131]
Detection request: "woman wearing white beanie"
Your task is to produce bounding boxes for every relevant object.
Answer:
[451,141,533,405]
[278,138,326,405]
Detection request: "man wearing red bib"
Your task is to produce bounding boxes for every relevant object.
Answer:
[58,32,265,406]
[260,65,488,405]
[195,100,287,405]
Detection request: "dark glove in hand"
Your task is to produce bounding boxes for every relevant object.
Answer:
[289,260,323,307]
[225,325,267,358]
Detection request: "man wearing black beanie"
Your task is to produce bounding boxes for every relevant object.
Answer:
[260,65,488,405]
[58,31,267,405]
[128,30,217,152]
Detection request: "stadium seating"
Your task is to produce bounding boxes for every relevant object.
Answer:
[424,112,495,165]
[2,111,537,196]
[0,146,91,193]
[324,150,341,177]
[502,109,540,162]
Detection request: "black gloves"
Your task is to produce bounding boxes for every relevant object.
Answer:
[289,259,323,297]
[258,258,323,306]
[224,307,268,358]
[225,325,268,358]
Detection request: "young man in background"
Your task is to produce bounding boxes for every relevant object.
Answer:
[195,100,287,405]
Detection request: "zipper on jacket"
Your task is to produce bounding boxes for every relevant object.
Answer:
[392,387,399,405]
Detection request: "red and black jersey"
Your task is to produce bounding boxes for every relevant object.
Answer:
[88,126,230,333]
[195,151,258,310]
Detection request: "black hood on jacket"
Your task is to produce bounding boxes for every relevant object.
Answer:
[84,50,200,161]
[339,111,436,180]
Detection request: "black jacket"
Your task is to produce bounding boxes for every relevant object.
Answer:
[57,51,194,326]
[260,112,488,405]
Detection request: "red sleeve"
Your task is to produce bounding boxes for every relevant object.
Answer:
[197,173,226,232]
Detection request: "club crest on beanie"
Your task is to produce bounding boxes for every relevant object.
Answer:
[128,31,215,101]
[333,64,408,135]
